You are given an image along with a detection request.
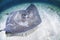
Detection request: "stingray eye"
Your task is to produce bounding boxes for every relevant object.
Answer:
[22,14,27,18]
[22,14,26,16]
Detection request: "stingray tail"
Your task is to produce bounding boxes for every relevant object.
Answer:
[0,29,5,32]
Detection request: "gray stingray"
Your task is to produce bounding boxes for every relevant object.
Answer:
[0,4,41,36]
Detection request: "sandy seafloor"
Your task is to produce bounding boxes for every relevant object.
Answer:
[0,3,60,40]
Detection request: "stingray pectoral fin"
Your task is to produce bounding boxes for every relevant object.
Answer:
[26,4,38,13]
[26,4,42,24]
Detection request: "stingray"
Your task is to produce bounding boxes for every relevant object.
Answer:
[0,4,41,36]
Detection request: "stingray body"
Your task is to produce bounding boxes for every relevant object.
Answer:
[1,4,42,36]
